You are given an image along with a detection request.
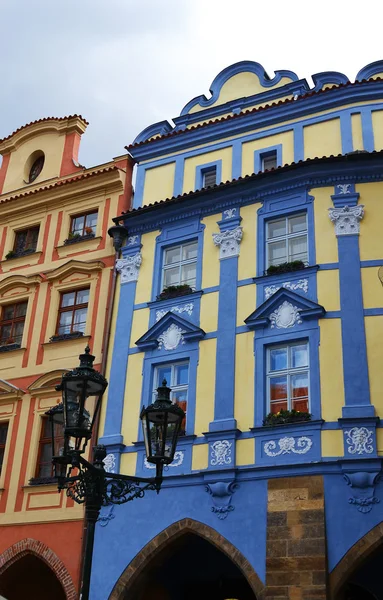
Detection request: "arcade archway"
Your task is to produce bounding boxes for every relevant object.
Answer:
[109,519,264,600]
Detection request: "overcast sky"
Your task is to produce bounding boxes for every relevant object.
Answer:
[1,0,381,168]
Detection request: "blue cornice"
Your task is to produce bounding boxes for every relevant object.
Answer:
[129,80,383,162]
[116,154,383,234]
[356,60,383,81]
[311,71,349,92]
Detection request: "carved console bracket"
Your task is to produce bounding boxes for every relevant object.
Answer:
[343,471,381,513]
[116,253,142,283]
[205,480,239,520]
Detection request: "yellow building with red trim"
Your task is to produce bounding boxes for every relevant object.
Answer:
[0,116,132,599]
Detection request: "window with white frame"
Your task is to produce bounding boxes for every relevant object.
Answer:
[162,241,198,290]
[153,362,188,434]
[267,342,309,414]
[266,213,308,268]
[261,151,277,172]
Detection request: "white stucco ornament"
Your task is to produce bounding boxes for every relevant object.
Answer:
[144,451,184,469]
[116,253,142,283]
[337,184,351,194]
[210,440,232,466]
[328,205,364,236]
[157,323,186,351]
[264,436,312,457]
[345,427,374,455]
[270,301,302,329]
[213,226,243,259]
[156,303,194,322]
[265,279,308,300]
[103,453,116,473]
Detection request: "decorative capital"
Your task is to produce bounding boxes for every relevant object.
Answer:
[116,253,142,283]
[205,481,238,520]
[213,226,243,259]
[328,205,364,236]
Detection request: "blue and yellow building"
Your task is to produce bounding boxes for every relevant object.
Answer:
[0,116,132,599]
[94,60,383,600]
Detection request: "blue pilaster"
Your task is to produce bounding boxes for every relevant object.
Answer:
[209,212,242,432]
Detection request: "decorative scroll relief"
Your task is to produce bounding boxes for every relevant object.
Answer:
[155,303,194,322]
[328,205,364,236]
[345,427,374,455]
[210,440,232,466]
[127,235,139,245]
[157,323,185,351]
[265,279,308,300]
[213,226,243,259]
[144,451,184,469]
[264,436,312,457]
[103,453,116,473]
[223,208,237,219]
[337,184,351,194]
[116,253,142,283]
[270,301,302,329]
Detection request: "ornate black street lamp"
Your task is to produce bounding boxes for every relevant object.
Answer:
[46,347,185,600]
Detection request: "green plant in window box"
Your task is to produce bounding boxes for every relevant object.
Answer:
[263,409,312,426]
[266,260,305,276]
[5,250,16,260]
[68,232,82,240]
[158,284,193,300]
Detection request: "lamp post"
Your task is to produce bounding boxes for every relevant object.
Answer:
[47,347,185,600]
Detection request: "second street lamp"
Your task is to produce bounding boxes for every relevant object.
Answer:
[46,346,185,600]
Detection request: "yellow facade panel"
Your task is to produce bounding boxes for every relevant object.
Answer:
[120,452,138,477]
[377,429,383,455]
[130,309,150,348]
[319,319,344,421]
[183,147,232,194]
[372,110,383,150]
[135,230,158,304]
[201,214,220,289]
[200,292,218,333]
[241,131,294,176]
[143,162,175,205]
[321,430,344,457]
[361,267,383,308]
[27,490,62,510]
[359,182,383,260]
[121,353,144,445]
[236,438,255,466]
[365,316,383,414]
[317,270,340,311]
[313,187,338,265]
[191,443,208,471]
[304,119,342,160]
[237,285,256,327]
[238,203,258,280]
[351,113,364,151]
[234,332,254,431]
[195,339,216,436]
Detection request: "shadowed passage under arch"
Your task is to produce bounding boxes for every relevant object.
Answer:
[109,518,264,600]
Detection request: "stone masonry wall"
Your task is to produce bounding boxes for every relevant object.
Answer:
[266,475,327,600]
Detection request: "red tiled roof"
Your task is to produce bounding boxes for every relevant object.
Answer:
[0,115,89,145]
[127,78,382,149]
[0,165,118,205]
[116,150,382,219]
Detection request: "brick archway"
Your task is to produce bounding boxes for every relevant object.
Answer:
[0,538,77,600]
[109,518,265,600]
[329,521,383,598]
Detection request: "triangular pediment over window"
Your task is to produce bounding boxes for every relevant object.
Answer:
[0,378,24,400]
[136,312,205,351]
[244,288,325,330]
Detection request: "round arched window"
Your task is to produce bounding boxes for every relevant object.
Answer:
[28,154,45,183]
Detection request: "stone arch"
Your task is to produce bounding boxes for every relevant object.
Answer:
[109,518,265,599]
[329,521,383,598]
[0,538,77,600]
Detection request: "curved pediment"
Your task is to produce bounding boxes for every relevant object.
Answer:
[0,378,24,398]
[44,259,105,282]
[244,288,325,330]
[29,369,68,393]
[0,274,43,295]
[136,312,205,351]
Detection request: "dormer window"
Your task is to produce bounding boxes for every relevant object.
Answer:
[29,154,45,183]
[202,167,217,188]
